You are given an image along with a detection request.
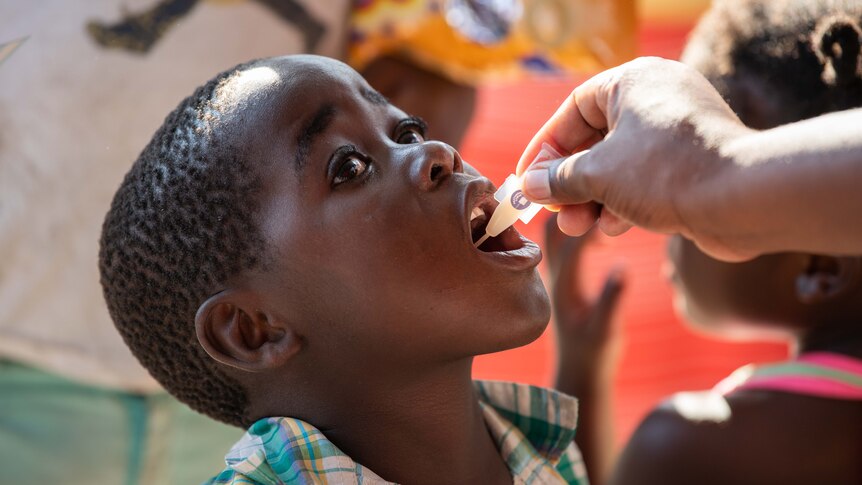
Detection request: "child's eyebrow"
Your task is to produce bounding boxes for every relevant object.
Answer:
[294,103,336,172]
[360,86,389,106]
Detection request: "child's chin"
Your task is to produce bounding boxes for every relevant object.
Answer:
[514,313,551,347]
[497,286,551,349]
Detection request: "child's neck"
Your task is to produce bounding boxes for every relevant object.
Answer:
[290,358,512,485]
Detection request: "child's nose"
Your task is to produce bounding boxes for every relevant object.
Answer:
[410,141,463,191]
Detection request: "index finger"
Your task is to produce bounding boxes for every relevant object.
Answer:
[516,68,615,175]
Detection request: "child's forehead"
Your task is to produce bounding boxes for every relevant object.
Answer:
[218,56,398,181]
[210,55,391,156]
[219,56,383,133]
[237,56,363,103]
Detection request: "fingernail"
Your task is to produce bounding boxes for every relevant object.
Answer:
[523,168,551,201]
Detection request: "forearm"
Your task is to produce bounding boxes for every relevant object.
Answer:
[698,108,862,257]
[556,364,616,485]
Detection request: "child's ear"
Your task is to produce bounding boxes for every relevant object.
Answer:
[795,255,862,304]
[812,14,862,87]
[195,290,303,372]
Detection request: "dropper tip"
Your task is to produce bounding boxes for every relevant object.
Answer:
[474,233,490,248]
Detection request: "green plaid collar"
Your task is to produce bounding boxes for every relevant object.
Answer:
[207,380,587,485]
[475,380,586,483]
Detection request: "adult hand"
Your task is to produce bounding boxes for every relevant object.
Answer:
[518,57,754,261]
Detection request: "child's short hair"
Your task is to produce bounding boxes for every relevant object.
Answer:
[682,0,862,125]
[99,61,265,427]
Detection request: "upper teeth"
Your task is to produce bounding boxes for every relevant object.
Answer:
[470,207,484,221]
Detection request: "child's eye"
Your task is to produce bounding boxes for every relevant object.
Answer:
[394,116,428,145]
[396,128,425,144]
[333,156,368,186]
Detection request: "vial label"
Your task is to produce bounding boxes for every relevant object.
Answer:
[510,190,531,210]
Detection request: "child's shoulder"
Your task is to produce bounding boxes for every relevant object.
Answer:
[611,390,752,485]
[612,389,862,485]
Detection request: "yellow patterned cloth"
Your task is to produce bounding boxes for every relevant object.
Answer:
[349,0,636,84]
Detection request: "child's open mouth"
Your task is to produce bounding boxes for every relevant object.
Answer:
[462,177,542,271]
[468,197,525,253]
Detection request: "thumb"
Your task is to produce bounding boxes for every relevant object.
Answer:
[522,150,598,205]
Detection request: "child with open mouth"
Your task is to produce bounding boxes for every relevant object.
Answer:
[99,54,586,484]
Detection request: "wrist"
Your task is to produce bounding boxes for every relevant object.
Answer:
[554,371,613,399]
[555,354,617,395]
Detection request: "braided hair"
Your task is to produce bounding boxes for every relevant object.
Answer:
[682,0,862,127]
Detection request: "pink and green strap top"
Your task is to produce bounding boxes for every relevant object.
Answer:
[715,352,862,400]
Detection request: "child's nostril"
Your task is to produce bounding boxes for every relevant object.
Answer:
[430,164,443,181]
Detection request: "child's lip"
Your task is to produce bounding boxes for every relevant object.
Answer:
[476,231,543,270]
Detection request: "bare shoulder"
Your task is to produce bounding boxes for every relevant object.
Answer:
[609,389,862,485]
[609,390,748,485]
